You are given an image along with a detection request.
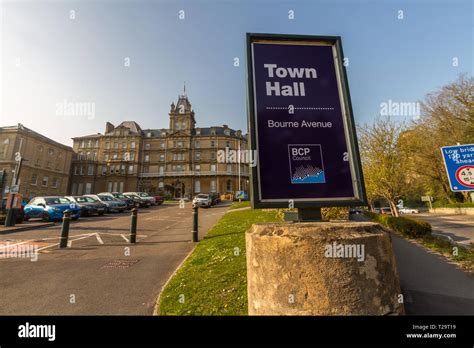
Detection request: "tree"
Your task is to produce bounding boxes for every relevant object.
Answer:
[359,117,409,216]
[403,75,473,203]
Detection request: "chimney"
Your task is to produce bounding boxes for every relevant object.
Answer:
[105,122,114,134]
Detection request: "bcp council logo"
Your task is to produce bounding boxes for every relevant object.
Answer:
[288,144,325,184]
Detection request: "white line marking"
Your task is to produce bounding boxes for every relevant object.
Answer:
[95,233,104,244]
[120,234,129,242]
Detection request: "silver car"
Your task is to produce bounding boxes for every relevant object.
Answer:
[192,194,211,208]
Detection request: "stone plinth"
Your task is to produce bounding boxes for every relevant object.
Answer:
[246,222,404,315]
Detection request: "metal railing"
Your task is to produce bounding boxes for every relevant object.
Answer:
[139,171,249,178]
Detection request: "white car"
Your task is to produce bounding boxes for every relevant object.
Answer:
[192,194,212,208]
[399,207,420,214]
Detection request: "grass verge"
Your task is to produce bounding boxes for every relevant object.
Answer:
[365,212,473,273]
[158,208,278,315]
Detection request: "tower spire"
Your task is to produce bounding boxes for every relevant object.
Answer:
[183,81,186,95]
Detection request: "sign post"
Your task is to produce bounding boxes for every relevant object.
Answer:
[246,33,366,219]
[441,144,474,192]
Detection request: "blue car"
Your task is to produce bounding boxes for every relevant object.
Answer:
[24,196,81,222]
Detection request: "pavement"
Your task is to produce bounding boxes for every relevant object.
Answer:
[0,202,230,315]
[408,213,474,246]
[353,213,474,315]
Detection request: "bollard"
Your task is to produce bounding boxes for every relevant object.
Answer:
[192,204,198,242]
[130,208,137,243]
[59,210,72,248]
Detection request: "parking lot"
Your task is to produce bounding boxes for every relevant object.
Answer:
[0,202,230,314]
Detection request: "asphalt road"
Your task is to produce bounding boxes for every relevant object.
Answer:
[409,213,474,245]
[0,202,229,315]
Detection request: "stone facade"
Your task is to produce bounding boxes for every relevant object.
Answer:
[0,124,74,200]
[70,94,249,198]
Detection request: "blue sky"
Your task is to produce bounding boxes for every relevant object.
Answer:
[1,0,472,146]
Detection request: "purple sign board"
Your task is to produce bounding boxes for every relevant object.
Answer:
[246,33,366,208]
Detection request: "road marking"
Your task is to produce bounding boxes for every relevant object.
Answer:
[95,233,104,244]
[120,234,129,243]
[0,241,29,249]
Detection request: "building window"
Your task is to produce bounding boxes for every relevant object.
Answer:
[158,181,164,188]
[143,166,149,173]
[144,154,150,162]
[196,129,201,135]
[211,152,216,160]
[147,132,152,138]
[131,142,135,149]
[114,142,118,149]
[106,142,110,149]
[195,164,201,172]
[107,182,113,192]
[177,141,183,148]
[210,180,216,192]
[81,141,85,148]
[122,142,127,149]
[159,154,165,162]
[95,140,99,147]
[52,177,58,188]
[119,182,124,193]
[92,152,97,160]
[195,140,200,148]
[226,180,232,192]
[211,140,215,147]
[74,166,79,175]
[85,183,92,194]
[194,180,201,193]
[145,143,151,150]
[160,142,165,149]
[42,176,49,187]
[104,153,109,161]
[112,181,118,192]
[227,164,232,173]
[121,164,125,175]
[113,153,118,159]
[159,165,164,174]
[130,152,135,160]
[211,164,216,172]
[88,165,94,175]
[210,129,216,135]
[86,151,91,160]
[128,165,134,174]
[110,165,114,174]
[31,174,37,186]
[195,152,201,161]
[226,140,231,148]
[48,149,54,156]
[87,140,92,148]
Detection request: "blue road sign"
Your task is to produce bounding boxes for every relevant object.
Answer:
[441,144,474,191]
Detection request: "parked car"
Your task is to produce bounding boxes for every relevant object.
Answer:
[153,195,164,205]
[123,193,151,208]
[374,207,392,215]
[85,194,127,213]
[24,196,81,222]
[130,192,156,206]
[65,196,106,217]
[1,197,25,224]
[349,207,362,214]
[99,192,136,210]
[192,194,212,208]
[208,192,221,205]
[399,207,420,214]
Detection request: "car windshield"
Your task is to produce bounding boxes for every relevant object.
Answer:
[114,194,126,199]
[75,196,95,203]
[98,195,114,201]
[139,193,150,197]
[197,194,208,199]
[45,197,71,205]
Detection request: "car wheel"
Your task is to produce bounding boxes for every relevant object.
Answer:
[42,212,50,222]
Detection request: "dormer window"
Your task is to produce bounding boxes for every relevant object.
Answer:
[210,128,216,135]
[224,129,230,136]
[147,132,152,138]
[196,129,201,135]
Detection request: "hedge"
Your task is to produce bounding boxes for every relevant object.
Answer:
[364,211,431,238]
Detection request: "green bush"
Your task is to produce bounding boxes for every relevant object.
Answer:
[432,202,474,208]
[363,211,431,238]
